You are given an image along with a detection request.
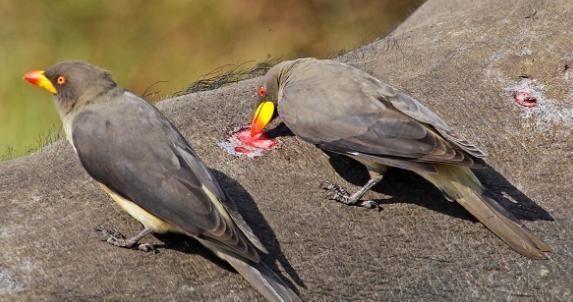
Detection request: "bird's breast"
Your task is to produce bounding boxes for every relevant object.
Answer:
[99,184,177,234]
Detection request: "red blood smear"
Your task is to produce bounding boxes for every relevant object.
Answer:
[232,128,277,155]
[234,146,252,154]
[237,129,277,148]
[514,89,537,108]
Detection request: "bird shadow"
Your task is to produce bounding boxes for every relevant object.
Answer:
[154,169,305,293]
[154,233,234,271]
[324,151,554,222]
[266,122,295,138]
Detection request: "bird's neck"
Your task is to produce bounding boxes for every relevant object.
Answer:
[59,86,122,147]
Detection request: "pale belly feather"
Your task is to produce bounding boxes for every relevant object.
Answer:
[99,184,177,234]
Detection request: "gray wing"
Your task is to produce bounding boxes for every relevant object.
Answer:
[72,91,262,262]
[279,60,484,170]
[377,81,486,158]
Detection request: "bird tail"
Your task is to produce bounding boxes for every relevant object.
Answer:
[419,165,551,259]
[220,253,302,302]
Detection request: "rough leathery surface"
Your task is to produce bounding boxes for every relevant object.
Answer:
[1,0,572,300]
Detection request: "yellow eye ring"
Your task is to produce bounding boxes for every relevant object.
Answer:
[57,76,66,85]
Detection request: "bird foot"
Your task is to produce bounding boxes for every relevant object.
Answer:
[320,182,380,210]
[95,225,157,253]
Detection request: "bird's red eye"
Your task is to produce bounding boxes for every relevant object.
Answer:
[258,86,267,97]
[57,76,66,85]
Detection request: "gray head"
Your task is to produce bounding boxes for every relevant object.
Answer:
[24,61,117,115]
[250,60,298,135]
[257,60,298,105]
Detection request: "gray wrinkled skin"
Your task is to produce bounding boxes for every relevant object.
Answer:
[1,0,572,300]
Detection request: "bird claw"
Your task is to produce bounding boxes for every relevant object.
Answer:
[357,200,380,209]
[320,182,381,210]
[137,243,157,253]
[95,224,125,241]
[321,182,350,200]
[95,225,156,253]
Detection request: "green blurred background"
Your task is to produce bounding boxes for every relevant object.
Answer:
[0,0,423,160]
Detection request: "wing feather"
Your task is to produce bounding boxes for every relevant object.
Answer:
[72,91,261,262]
[278,59,485,169]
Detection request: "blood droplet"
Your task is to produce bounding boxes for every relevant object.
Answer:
[219,127,278,158]
[234,146,251,154]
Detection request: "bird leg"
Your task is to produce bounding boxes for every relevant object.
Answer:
[322,174,384,209]
[95,225,156,252]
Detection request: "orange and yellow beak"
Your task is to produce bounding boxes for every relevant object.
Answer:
[23,70,57,94]
[250,101,275,136]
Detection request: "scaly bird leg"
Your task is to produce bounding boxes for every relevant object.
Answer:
[322,174,384,209]
[95,225,156,252]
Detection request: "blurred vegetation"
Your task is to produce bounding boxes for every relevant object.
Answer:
[0,0,423,160]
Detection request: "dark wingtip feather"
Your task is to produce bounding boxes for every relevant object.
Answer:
[223,254,303,302]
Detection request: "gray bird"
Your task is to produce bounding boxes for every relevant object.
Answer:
[24,61,301,302]
[250,58,551,260]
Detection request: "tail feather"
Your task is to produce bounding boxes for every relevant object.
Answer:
[420,165,551,259]
[197,238,301,301]
[221,253,302,302]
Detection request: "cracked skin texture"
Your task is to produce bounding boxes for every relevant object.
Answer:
[1,0,572,300]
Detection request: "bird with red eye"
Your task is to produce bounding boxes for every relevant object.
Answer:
[244,57,552,260]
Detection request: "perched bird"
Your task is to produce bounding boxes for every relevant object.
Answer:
[24,61,301,302]
[250,58,551,260]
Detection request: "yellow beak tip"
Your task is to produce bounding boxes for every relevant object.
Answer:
[250,101,275,135]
